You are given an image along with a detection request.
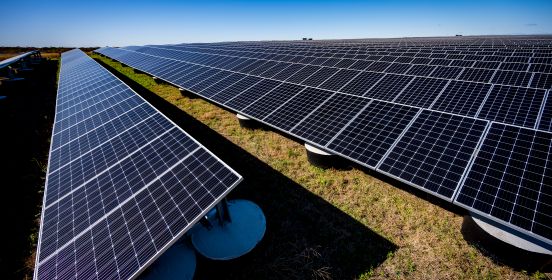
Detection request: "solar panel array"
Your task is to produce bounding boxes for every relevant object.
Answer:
[95,36,552,250]
[0,50,39,69]
[35,49,242,280]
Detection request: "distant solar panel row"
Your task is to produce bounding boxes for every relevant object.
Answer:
[0,50,39,69]
[35,49,242,280]
[95,37,552,252]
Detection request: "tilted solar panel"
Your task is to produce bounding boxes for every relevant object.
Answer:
[35,49,242,280]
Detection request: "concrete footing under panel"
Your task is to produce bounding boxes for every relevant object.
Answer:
[191,200,266,260]
[304,143,346,169]
[141,242,196,280]
[461,215,552,271]
[237,113,261,129]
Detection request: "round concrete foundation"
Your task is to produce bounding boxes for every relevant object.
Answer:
[191,200,266,260]
[305,143,346,169]
[461,215,552,270]
[141,241,196,280]
[472,216,551,255]
[237,114,261,129]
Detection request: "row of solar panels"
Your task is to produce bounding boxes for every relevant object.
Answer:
[143,44,552,75]
[35,49,242,280]
[99,46,552,132]
[96,45,552,250]
[190,40,552,53]
[201,36,552,48]
[0,50,40,69]
[155,43,552,75]
[168,43,552,61]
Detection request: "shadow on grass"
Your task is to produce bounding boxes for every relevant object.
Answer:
[0,60,58,279]
[96,59,398,279]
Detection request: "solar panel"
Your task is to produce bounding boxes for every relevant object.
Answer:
[476,85,545,128]
[291,94,371,146]
[35,49,242,280]
[242,83,305,120]
[327,101,420,167]
[0,50,40,69]
[378,110,488,199]
[430,81,492,117]
[95,36,552,249]
[263,87,334,131]
[455,123,552,242]
[393,77,449,108]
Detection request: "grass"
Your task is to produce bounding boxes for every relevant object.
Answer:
[89,53,551,279]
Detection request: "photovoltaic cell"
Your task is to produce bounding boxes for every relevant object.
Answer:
[378,110,488,199]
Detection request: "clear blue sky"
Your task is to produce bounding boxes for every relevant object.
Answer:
[1,0,551,47]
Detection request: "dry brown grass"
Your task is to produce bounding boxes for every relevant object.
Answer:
[91,53,548,280]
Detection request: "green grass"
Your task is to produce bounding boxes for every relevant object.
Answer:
[89,53,548,279]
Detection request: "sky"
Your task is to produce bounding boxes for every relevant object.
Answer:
[0,0,551,47]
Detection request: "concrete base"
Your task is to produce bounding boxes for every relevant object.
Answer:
[141,242,196,280]
[179,88,197,99]
[305,143,346,169]
[191,200,266,260]
[461,215,552,271]
[472,216,551,255]
[237,114,261,129]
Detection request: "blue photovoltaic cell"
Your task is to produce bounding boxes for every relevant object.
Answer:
[35,49,242,280]
[378,110,488,199]
[456,123,552,241]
